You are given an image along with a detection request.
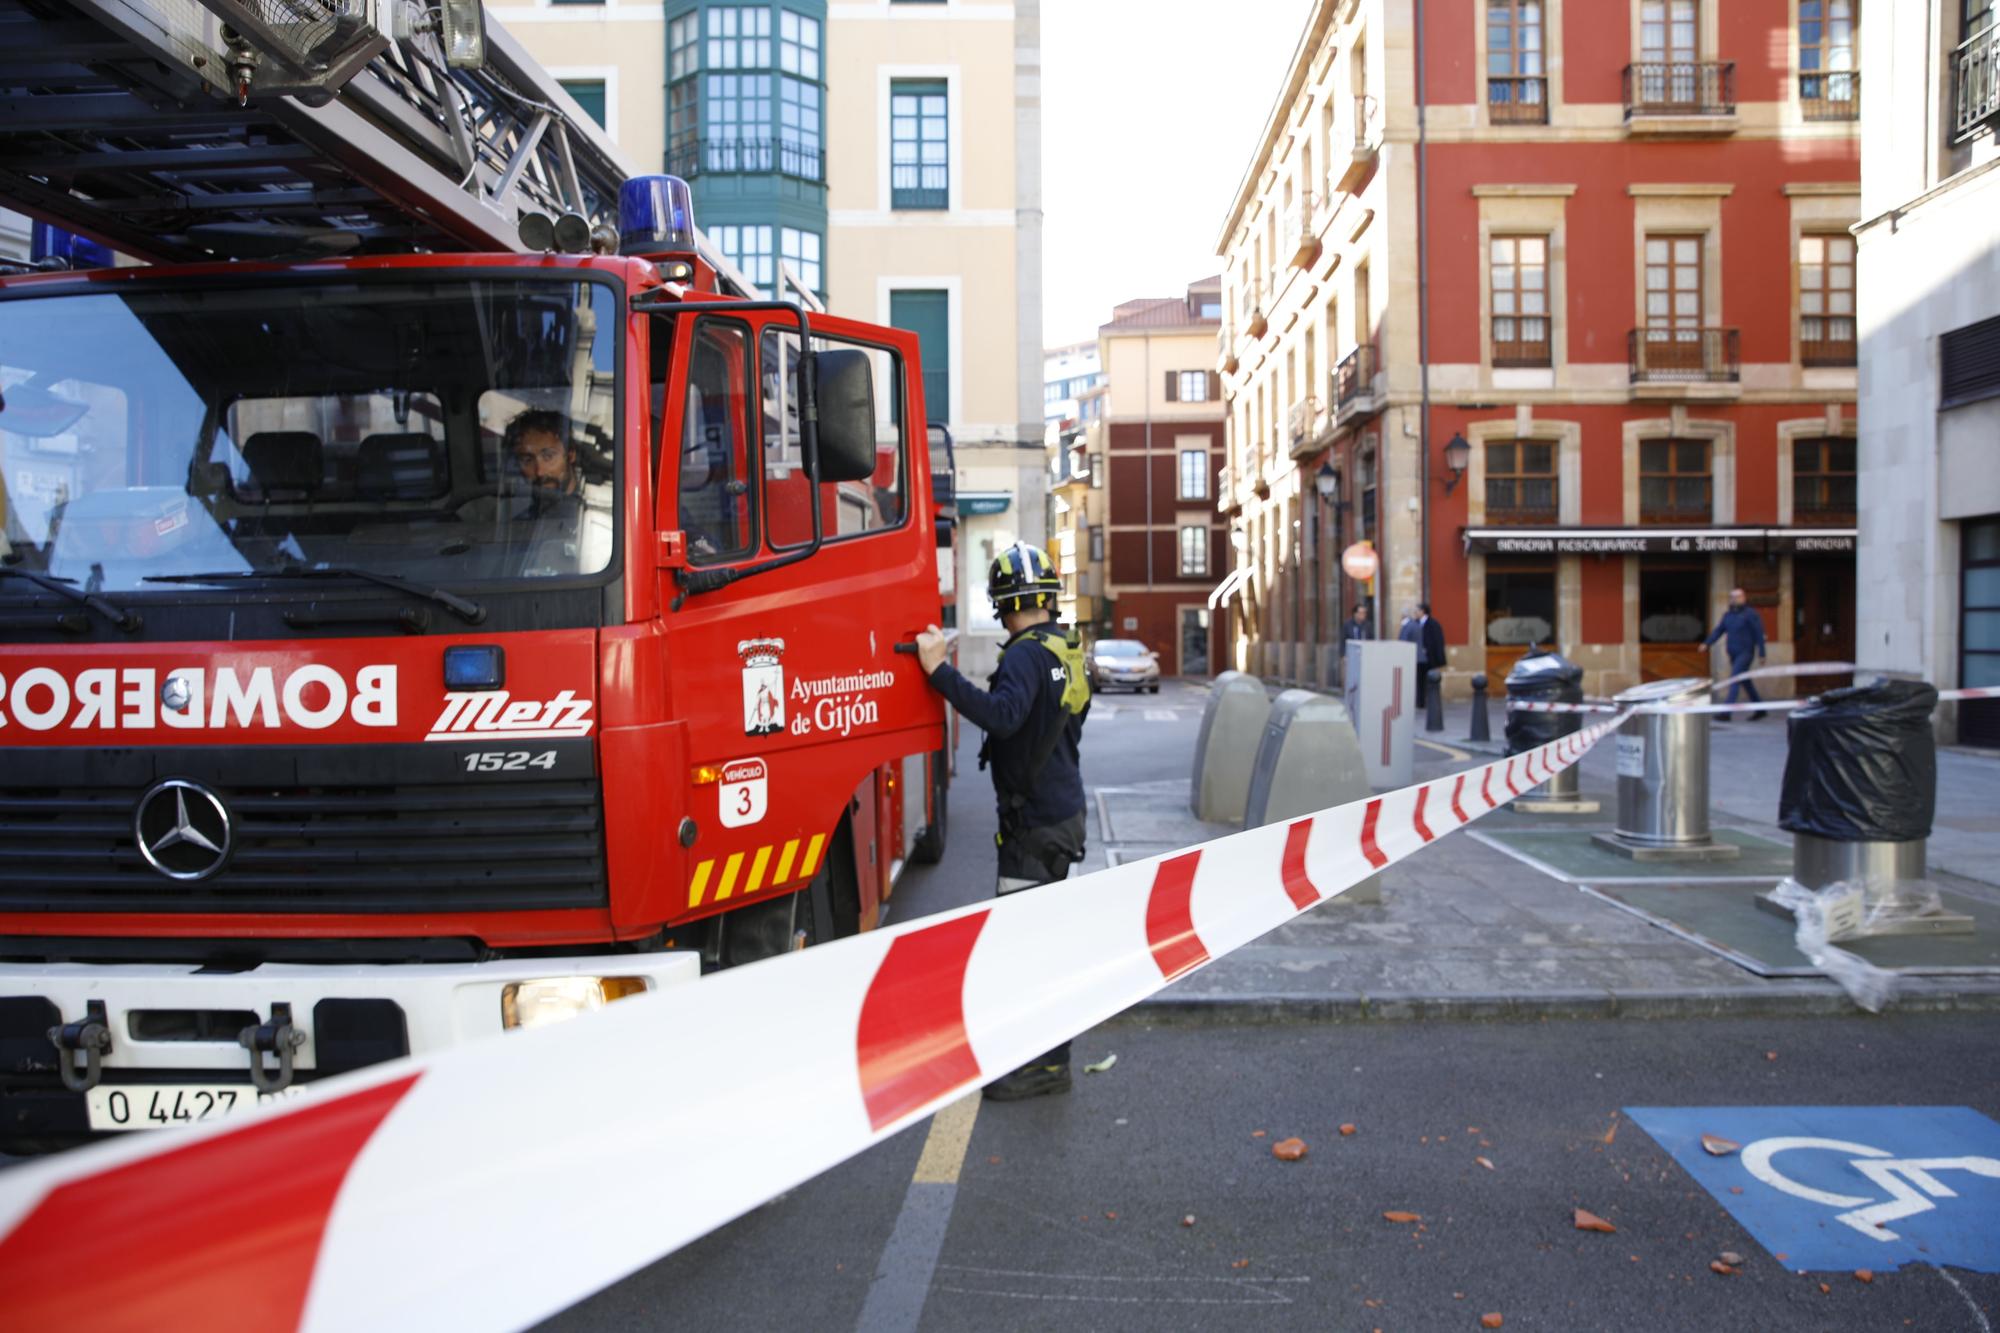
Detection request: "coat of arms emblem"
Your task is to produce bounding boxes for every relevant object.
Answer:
[738,637,786,736]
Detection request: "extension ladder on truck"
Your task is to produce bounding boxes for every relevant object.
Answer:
[0,0,756,288]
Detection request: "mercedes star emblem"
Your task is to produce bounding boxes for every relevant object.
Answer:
[134,779,233,881]
[160,675,191,712]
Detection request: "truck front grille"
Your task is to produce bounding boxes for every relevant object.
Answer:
[0,745,608,914]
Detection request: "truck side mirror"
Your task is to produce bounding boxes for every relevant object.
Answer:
[813,348,877,484]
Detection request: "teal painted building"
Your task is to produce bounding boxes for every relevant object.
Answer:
[662,1,827,298]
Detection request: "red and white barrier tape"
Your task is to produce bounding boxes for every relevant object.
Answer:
[0,714,1691,1333]
[1508,686,1999,716]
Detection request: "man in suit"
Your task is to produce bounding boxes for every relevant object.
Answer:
[1413,602,1447,709]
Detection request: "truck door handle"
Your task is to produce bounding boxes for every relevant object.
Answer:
[894,642,918,655]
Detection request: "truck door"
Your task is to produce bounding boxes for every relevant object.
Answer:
[651,308,944,928]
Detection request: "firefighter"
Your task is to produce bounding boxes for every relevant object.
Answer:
[915,541,1091,1101]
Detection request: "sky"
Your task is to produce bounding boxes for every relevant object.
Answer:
[1040,0,1316,348]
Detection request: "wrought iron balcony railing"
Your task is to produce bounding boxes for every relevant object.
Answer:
[1623,61,1736,117]
[1628,327,1740,384]
[1334,344,1379,409]
[666,136,824,182]
[1955,24,2000,142]
[1799,69,1859,121]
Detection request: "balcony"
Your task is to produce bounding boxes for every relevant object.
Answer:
[1628,327,1740,398]
[1488,76,1548,125]
[1285,194,1325,270]
[1333,344,1381,423]
[1252,450,1272,497]
[666,136,825,183]
[1246,294,1268,341]
[1218,323,1239,374]
[1799,69,1859,122]
[1218,464,1238,513]
[1801,315,1857,368]
[1491,314,1551,369]
[1623,61,1737,133]
[1955,24,2000,143]
[1335,94,1380,194]
[1287,397,1328,459]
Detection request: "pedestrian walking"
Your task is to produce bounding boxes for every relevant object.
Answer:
[1704,588,1768,721]
[915,542,1091,1101]
[1413,602,1447,708]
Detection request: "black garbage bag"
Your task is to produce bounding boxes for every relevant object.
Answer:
[1504,651,1583,756]
[1779,679,1938,842]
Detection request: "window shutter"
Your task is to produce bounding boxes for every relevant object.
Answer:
[1207,371,1221,400]
[1942,314,2000,409]
[1164,371,1178,402]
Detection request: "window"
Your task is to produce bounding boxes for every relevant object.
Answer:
[1090,452,1103,489]
[558,79,607,130]
[780,227,821,294]
[1488,0,1547,122]
[669,12,700,80]
[1180,448,1209,500]
[890,289,949,424]
[668,76,698,175]
[1090,528,1105,562]
[711,224,774,287]
[680,319,755,563]
[1490,235,1550,367]
[1644,234,1703,333]
[1166,371,1212,403]
[779,10,820,78]
[1358,450,1377,541]
[1641,0,1698,63]
[1638,439,1712,523]
[1485,440,1557,523]
[1962,517,2000,747]
[890,80,949,209]
[1799,1,1858,119]
[759,327,907,549]
[1940,313,2000,408]
[1200,301,1222,319]
[1793,437,1857,523]
[706,7,771,69]
[779,77,821,178]
[1179,525,1210,577]
[1486,560,1556,651]
[1799,234,1856,366]
[1637,0,1703,110]
[705,74,773,170]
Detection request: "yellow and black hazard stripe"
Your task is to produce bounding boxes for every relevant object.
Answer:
[688,834,826,909]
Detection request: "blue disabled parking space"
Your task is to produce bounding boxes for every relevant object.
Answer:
[1628,1106,2000,1273]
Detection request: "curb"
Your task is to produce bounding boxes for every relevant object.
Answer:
[1123,983,2000,1026]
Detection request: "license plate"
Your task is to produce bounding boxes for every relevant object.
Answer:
[85,1083,302,1131]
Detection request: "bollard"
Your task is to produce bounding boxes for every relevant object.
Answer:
[1592,677,1740,860]
[1425,669,1445,733]
[1468,674,1491,743]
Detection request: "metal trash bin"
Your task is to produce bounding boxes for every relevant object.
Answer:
[1503,651,1592,809]
[1592,677,1740,861]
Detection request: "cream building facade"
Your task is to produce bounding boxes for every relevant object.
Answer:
[1855,0,2000,746]
[498,0,1045,678]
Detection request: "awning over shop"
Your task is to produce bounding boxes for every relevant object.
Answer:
[1207,564,1256,609]
[1462,527,1856,556]
[957,493,1012,516]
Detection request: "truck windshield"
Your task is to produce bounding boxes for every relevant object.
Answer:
[0,277,619,594]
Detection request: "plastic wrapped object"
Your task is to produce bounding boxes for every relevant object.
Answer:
[1504,651,1584,757]
[1779,679,1938,842]
[1770,878,1897,1013]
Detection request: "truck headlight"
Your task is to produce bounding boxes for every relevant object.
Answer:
[500,977,649,1030]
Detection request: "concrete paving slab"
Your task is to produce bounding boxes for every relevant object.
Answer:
[1478,826,1795,881]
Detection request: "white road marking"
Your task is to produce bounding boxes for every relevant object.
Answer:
[1143,710,1175,722]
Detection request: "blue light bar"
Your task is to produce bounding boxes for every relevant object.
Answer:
[618,175,696,254]
[30,222,115,270]
[443,645,506,691]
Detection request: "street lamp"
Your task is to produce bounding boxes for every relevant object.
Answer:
[1442,431,1472,494]
[1315,460,1339,506]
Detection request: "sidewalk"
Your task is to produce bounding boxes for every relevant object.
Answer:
[1089,701,2000,1022]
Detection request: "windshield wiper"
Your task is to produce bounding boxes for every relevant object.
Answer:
[145,566,486,625]
[0,566,141,632]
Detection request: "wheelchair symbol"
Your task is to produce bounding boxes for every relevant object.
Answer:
[1742,1136,2000,1242]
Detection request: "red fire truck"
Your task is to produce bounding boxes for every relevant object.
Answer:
[0,0,953,1148]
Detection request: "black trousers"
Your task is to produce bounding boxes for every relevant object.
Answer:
[996,811,1087,1066]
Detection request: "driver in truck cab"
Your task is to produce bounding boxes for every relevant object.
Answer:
[503,406,612,573]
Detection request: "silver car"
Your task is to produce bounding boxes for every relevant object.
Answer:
[1089,639,1160,693]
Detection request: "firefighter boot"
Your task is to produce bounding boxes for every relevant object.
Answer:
[983,1060,1072,1102]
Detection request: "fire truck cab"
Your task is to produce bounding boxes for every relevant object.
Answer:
[0,170,953,1148]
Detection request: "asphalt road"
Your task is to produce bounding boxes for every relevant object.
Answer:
[545,1011,2000,1331]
